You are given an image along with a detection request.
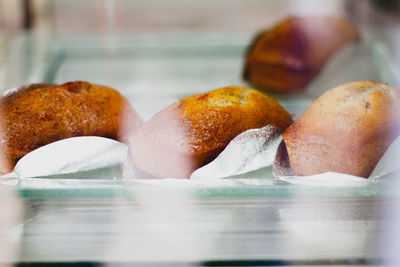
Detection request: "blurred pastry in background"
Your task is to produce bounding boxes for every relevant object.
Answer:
[128,86,292,179]
[243,16,359,94]
[0,81,142,174]
[281,81,400,178]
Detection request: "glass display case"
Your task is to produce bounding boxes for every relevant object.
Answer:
[0,0,400,266]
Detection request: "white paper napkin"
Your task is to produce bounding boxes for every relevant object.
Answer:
[2,42,396,185]
[2,126,398,187]
[189,125,400,186]
[191,125,282,180]
[277,136,400,187]
[3,136,128,178]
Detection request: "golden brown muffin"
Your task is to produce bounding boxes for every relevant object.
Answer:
[0,81,142,174]
[128,86,293,178]
[282,81,400,178]
[244,16,359,93]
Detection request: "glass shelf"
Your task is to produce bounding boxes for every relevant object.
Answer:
[0,32,398,265]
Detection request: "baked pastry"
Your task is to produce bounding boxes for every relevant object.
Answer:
[244,16,359,93]
[0,81,142,174]
[128,85,293,178]
[282,81,400,178]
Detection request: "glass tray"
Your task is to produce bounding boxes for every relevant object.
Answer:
[2,32,399,197]
[1,33,399,264]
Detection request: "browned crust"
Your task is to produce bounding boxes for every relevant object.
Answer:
[0,81,142,173]
[244,16,359,93]
[282,81,400,178]
[129,86,293,178]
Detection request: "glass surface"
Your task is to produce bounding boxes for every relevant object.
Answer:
[17,195,385,263]
[3,33,397,192]
[1,0,400,265]
[0,33,398,265]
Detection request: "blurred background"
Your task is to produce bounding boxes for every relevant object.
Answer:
[0,0,400,266]
[0,0,400,93]
[1,1,399,40]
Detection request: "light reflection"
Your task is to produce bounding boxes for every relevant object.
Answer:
[0,184,22,266]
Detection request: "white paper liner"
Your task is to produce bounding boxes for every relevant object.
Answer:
[2,125,399,188]
[125,128,400,187]
[2,137,128,178]
[278,172,369,187]
[190,125,282,180]
[131,132,399,187]
[1,43,397,185]
[126,176,275,188]
[276,136,400,187]
[369,136,400,180]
